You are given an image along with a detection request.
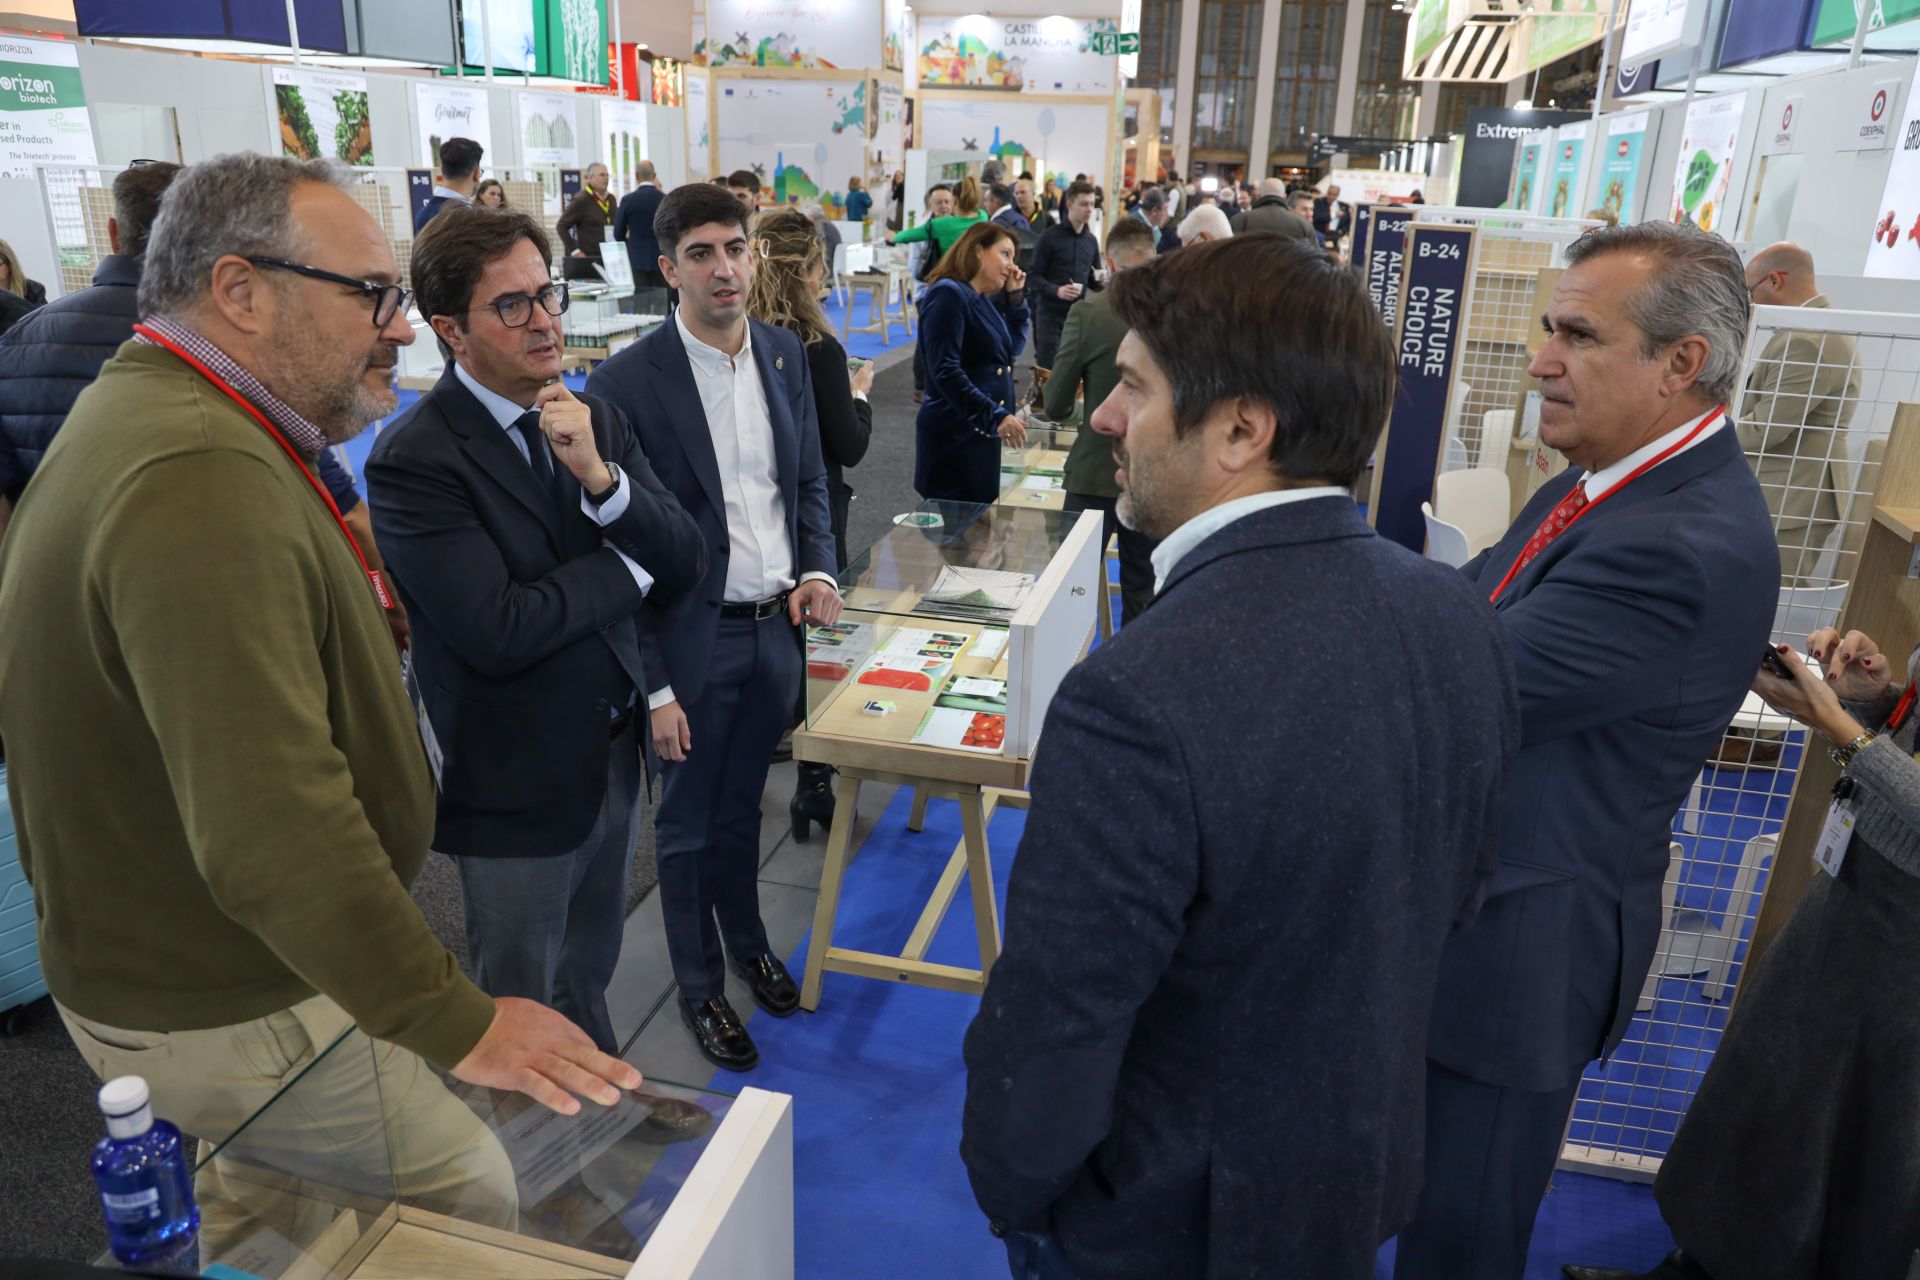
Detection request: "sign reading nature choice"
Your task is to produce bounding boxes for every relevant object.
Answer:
[1863,59,1920,279]
[0,35,96,181]
[1372,223,1477,553]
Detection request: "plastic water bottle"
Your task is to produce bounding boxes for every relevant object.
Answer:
[91,1076,199,1269]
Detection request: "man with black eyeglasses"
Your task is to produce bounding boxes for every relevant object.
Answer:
[367,205,706,1057]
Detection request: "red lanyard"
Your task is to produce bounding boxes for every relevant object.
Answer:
[132,323,395,613]
[1488,406,1726,603]
[1889,681,1917,734]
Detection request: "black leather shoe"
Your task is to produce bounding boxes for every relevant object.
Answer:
[729,951,801,1017]
[680,996,758,1071]
[1564,1251,1714,1280]
[790,763,837,842]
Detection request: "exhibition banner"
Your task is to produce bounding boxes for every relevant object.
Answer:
[1508,130,1551,212]
[1862,60,1920,279]
[76,0,347,54]
[651,57,686,106]
[1519,8,1607,74]
[601,98,650,194]
[1351,203,1376,271]
[1328,168,1427,204]
[1840,78,1904,152]
[461,0,607,82]
[1365,208,1414,333]
[1597,112,1650,221]
[518,90,580,168]
[0,36,97,181]
[716,79,867,216]
[463,0,539,75]
[1808,0,1920,44]
[1373,223,1477,553]
[407,169,434,225]
[1622,0,1707,63]
[1667,91,1745,235]
[884,0,912,72]
[1457,106,1584,208]
[687,72,710,177]
[272,67,375,167]
[919,97,1110,189]
[1547,123,1587,218]
[917,15,1119,95]
[875,79,908,172]
[1761,95,1802,155]
[1718,0,1813,67]
[415,82,493,171]
[700,0,882,69]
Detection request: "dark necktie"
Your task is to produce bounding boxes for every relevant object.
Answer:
[513,411,569,513]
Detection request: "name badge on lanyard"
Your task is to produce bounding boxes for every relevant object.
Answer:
[1814,776,1857,878]
[401,651,445,792]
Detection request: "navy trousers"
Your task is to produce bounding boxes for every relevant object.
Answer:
[1391,1058,1584,1280]
[654,613,801,1002]
[455,718,643,1055]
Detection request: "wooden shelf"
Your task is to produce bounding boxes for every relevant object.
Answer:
[1872,504,1920,543]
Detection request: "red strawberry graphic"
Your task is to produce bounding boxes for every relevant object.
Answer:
[1878,211,1898,246]
[1909,212,1920,246]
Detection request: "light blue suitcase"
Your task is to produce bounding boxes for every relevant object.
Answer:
[0,764,48,1031]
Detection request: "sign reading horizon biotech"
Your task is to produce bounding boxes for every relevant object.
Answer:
[1372,222,1477,552]
[1863,59,1920,279]
[415,82,493,171]
[1621,0,1708,63]
[1843,79,1904,152]
[0,36,96,180]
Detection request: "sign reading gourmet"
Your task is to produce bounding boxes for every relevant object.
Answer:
[1370,223,1477,552]
[415,82,493,171]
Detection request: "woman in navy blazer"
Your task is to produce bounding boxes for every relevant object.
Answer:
[914,222,1032,503]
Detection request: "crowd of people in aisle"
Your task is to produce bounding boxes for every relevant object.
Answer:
[0,139,1913,1280]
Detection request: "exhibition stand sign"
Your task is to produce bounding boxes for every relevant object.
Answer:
[916,14,1119,95]
[1863,60,1920,279]
[0,35,97,180]
[699,0,881,68]
[1621,0,1708,63]
[687,71,710,176]
[1667,91,1745,235]
[601,97,649,193]
[270,67,375,167]
[1509,129,1551,212]
[415,81,492,171]
[1840,78,1904,152]
[518,90,581,167]
[716,79,868,214]
[1457,106,1585,208]
[1548,122,1587,218]
[406,169,434,225]
[1351,203,1376,269]
[1598,112,1651,222]
[919,98,1110,191]
[1761,95,1802,155]
[1371,223,1477,552]
[1365,207,1415,334]
[1718,0,1816,69]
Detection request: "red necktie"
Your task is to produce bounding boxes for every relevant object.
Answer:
[1511,482,1589,576]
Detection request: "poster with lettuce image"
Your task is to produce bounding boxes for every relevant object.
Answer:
[272,68,375,166]
[1667,91,1746,236]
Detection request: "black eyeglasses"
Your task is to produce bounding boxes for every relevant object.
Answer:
[473,282,569,328]
[245,256,412,327]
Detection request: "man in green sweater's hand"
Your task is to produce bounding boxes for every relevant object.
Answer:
[454,997,643,1115]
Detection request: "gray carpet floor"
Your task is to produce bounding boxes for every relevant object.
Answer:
[0,342,956,1264]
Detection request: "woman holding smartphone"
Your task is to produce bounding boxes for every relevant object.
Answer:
[913,222,1029,504]
[745,208,873,841]
[1563,627,1920,1280]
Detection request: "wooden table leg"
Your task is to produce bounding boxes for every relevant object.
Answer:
[958,789,1002,978]
[907,786,931,832]
[799,776,862,1011]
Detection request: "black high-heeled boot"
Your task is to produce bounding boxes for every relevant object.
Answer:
[789,763,837,842]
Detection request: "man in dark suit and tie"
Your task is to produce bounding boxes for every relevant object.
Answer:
[612,160,668,290]
[962,235,1520,1280]
[365,206,706,1055]
[414,137,483,234]
[1312,182,1350,252]
[1392,222,1780,1280]
[587,183,842,1072]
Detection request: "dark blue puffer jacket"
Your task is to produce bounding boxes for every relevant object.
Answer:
[0,255,361,510]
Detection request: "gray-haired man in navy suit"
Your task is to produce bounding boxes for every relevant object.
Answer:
[587,184,841,1074]
[1393,222,1779,1280]
[962,235,1520,1280]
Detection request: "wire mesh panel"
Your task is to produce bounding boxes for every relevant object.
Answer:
[36,164,127,297]
[1557,304,1920,1182]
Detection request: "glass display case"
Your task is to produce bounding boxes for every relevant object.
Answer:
[997,423,1078,511]
[96,1028,792,1280]
[561,283,667,361]
[801,499,1103,768]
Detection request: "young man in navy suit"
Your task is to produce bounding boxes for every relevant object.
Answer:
[414,137,483,234]
[1393,223,1779,1280]
[587,184,842,1071]
[962,235,1521,1279]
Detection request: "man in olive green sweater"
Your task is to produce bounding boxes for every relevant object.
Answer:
[1043,215,1161,623]
[0,156,642,1241]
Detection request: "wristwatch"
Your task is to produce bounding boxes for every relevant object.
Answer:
[587,462,621,506]
[1829,730,1876,768]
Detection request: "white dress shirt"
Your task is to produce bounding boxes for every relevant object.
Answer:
[450,361,654,595]
[649,313,832,710]
[430,185,470,205]
[1578,405,1725,502]
[1150,486,1352,594]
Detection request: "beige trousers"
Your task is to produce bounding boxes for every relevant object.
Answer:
[58,993,518,1264]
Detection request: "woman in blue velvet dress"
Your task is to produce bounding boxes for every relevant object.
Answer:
[914,222,1032,504]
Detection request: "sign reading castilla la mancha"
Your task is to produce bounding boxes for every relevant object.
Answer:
[0,36,97,180]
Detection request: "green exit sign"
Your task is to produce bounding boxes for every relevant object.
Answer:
[1091,31,1141,54]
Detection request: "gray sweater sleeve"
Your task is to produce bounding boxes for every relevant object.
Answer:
[1841,737,1920,878]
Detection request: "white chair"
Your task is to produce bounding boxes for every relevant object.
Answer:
[830,242,849,307]
[1478,409,1515,471]
[1432,467,1512,558]
[1421,502,1473,567]
[1772,580,1850,649]
[1637,833,1776,1011]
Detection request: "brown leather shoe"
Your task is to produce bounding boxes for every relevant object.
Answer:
[631,1093,714,1144]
